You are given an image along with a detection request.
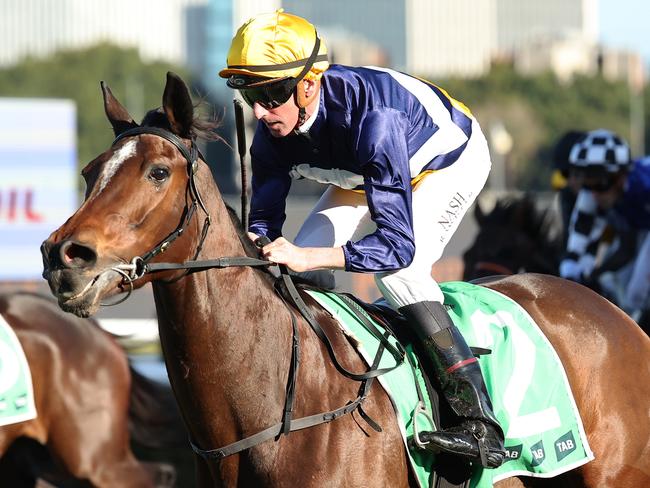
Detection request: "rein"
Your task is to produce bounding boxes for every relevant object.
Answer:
[106,126,405,461]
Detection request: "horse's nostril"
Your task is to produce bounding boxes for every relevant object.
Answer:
[59,240,98,269]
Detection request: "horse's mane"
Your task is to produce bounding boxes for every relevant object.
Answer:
[224,205,280,288]
[224,205,328,290]
[224,205,261,258]
[141,101,225,144]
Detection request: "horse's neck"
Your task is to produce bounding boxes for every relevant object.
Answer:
[152,172,291,439]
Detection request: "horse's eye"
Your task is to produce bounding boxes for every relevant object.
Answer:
[149,167,170,182]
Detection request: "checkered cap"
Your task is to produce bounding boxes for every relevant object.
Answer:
[568,129,631,172]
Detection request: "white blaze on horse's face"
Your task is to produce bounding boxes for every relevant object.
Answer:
[95,139,137,196]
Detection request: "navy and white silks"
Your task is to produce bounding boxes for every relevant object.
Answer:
[248,65,492,307]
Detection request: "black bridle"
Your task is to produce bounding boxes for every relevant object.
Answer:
[110,126,217,282]
[106,126,405,461]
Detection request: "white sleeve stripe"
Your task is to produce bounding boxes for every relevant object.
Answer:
[364,66,469,177]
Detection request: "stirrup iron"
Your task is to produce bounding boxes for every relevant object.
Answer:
[411,401,436,450]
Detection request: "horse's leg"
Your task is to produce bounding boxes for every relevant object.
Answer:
[0,435,40,488]
[494,469,586,487]
[0,421,50,487]
[495,479,526,487]
[0,427,17,458]
[43,363,155,488]
[35,481,56,488]
[46,406,155,488]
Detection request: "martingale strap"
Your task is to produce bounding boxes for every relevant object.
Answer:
[140,247,404,460]
[278,270,406,381]
[188,255,404,461]
[190,333,386,460]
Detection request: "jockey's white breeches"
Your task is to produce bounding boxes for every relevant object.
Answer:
[294,119,491,309]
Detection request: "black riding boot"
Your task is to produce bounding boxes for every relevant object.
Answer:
[400,300,505,468]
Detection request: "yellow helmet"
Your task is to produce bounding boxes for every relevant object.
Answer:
[219,10,329,82]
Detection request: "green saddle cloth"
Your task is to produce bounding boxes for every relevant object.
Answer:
[0,314,37,427]
[306,281,594,488]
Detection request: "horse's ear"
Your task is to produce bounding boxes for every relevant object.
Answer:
[162,72,194,138]
[474,201,485,225]
[101,81,138,137]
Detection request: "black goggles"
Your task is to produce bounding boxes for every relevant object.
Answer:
[227,34,323,109]
[234,77,297,109]
[583,177,616,193]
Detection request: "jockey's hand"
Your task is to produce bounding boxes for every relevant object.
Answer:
[261,237,311,272]
[261,237,345,273]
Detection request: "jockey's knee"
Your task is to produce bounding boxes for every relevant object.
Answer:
[375,269,443,309]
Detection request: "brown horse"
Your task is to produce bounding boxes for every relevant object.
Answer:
[0,291,180,487]
[40,72,650,487]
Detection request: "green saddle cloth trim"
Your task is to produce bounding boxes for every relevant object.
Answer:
[306,281,594,488]
[0,314,37,427]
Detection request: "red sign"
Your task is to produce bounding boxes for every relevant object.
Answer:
[0,188,44,223]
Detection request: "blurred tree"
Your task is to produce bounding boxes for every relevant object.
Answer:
[0,43,190,174]
[435,63,645,189]
[1,49,646,192]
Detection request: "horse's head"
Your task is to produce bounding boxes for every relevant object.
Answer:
[41,72,218,317]
[463,195,561,280]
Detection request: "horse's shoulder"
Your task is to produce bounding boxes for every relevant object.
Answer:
[296,287,394,361]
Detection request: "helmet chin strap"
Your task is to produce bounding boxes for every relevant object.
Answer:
[293,79,319,132]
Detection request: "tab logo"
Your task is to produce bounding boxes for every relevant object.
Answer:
[555,430,577,461]
[530,440,546,467]
[504,444,522,462]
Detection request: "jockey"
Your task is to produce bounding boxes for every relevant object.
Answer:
[560,129,650,318]
[220,10,504,467]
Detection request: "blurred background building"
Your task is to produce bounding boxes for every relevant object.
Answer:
[1,0,643,92]
[0,0,206,66]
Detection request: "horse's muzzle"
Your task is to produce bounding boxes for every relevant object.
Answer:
[41,239,98,277]
[41,238,106,316]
